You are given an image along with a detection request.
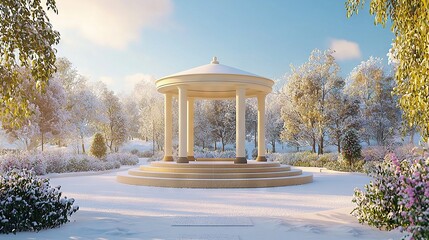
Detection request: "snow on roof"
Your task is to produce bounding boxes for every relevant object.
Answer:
[161,57,261,79]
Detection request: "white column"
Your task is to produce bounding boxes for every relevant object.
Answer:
[235,88,247,164]
[163,93,173,161]
[257,94,267,162]
[187,98,195,161]
[177,86,188,163]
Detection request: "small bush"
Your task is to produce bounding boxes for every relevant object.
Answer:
[148,151,164,162]
[105,153,139,165]
[0,169,79,234]
[90,133,107,159]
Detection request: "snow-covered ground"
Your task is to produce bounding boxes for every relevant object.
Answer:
[8,163,402,240]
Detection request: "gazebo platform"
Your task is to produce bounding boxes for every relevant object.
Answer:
[117,160,313,188]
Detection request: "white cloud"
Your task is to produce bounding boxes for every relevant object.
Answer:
[124,73,155,87]
[50,0,173,49]
[329,39,361,60]
[98,73,156,94]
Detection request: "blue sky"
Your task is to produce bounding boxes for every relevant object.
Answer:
[50,0,394,94]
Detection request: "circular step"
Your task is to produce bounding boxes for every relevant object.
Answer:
[128,168,303,179]
[117,160,313,188]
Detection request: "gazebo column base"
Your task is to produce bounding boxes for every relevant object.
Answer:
[256,156,267,162]
[234,157,247,164]
[177,157,189,163]
[187,156,196,161]
[163,156,174,161]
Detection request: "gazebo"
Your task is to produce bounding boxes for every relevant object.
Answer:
[156,57,272,164]
[117,58,313,188]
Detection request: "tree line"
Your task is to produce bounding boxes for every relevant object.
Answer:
[1,50,406,155]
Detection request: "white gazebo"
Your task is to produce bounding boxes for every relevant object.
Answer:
[117,58,313,188]
[156,57,274,164]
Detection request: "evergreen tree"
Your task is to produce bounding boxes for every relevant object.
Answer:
[341,129,362,168]
[90,133,107,159]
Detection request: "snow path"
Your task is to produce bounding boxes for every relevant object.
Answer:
[8,167,402,240]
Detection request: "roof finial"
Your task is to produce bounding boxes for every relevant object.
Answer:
[211,56,219,64]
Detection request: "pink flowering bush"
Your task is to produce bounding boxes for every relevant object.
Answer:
[352,151,429,239]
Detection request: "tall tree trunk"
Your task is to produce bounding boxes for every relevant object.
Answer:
[312,137,316,153]
[214,141,217,151]
[337,138,341,153]
[254,121,257,148]
[221,139,225,152]
[410,128,415,144]
[81,137,86,153]
[109,140,113,152]
[41,132,44,152]
[202,140,205,149]
[318,134,324,155]
[152,120,155,155]
[272,140,276,153]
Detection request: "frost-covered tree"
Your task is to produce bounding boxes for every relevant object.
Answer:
[35,77,68,151]
[245,98,258,148]
[326,86,360,153]
[265,93,283,153]
[346,0,429,141]
[346,57,399,145]
[0,0,60,127]
[122,96,141,140]
[2,69,67,151]
[131,79,165,150]
[99,87,128,152]
[280,49,343,154]
[207,100,236,151]
[68,89,100,153]
[194,100,213,149]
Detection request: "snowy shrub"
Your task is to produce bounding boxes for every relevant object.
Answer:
[0,169,79,234]
[105,153,139,165]
[130,149,153,158]
[362,145,414,162]
[194,147,236,159]
[90,133,107,159]
[148,151,164,162]
[0,149,21,156]
[352,153,429,239]
[270,151,366,172]
[0,151,138,175]
[270,152,337,167]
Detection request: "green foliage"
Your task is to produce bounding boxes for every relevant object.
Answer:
[90,133,107,159]
[346,0,429,141]
[270,151,366,172]
[341,129,362,167]
[0,0,60,127]
[324,157,365,172]
[0,169,78,234]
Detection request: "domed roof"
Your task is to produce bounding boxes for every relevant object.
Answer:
[156,57,274,98]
